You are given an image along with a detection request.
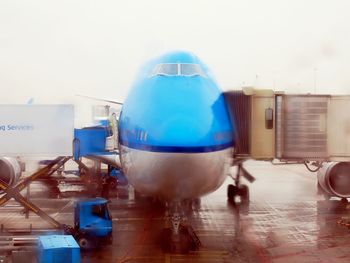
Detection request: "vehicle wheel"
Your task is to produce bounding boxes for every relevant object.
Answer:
[341,198,348,204]
[163,227,193,254]
[77,235,93,249]
[178,227,192,254]
[227,184,237,200]
[238,184,249,202]
[108,177,117,190]
[161,228,172,252]
[169,229,191,254]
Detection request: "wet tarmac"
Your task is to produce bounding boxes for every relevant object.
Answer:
[1,160,350,262]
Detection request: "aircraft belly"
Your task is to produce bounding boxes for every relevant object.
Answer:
[120,146,233,200]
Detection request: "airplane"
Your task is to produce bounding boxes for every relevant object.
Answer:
[117,51,237,251]
[1,50,350,253]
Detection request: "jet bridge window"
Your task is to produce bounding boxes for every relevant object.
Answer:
[151,63,206,77]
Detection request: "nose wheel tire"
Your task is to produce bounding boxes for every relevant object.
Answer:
[162,226,199,254]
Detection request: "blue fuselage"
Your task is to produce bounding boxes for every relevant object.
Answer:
[118,51,234,200]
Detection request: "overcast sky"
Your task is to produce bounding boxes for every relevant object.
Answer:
[1,0,350,105]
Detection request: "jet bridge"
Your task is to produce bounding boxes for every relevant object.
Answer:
[224,88,350,162]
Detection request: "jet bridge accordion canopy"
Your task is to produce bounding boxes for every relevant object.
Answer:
[224,91,251,156]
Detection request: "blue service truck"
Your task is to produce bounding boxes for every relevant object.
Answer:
[36,197,112,250]
[37,198,113,263]
[73,198,113,249]
[37,199,112,263]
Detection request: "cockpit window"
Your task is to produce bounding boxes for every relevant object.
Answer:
[153,64,178,76]
[151,63,206,77]
[180,64,205,77]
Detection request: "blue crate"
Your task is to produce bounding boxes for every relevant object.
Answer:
[38,235,80,263]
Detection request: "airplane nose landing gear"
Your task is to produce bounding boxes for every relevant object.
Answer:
[163,201,201,253]
[170,212,181,236]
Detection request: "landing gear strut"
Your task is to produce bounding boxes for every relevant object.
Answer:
[227,162,254,203]
[163,201,201,253]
